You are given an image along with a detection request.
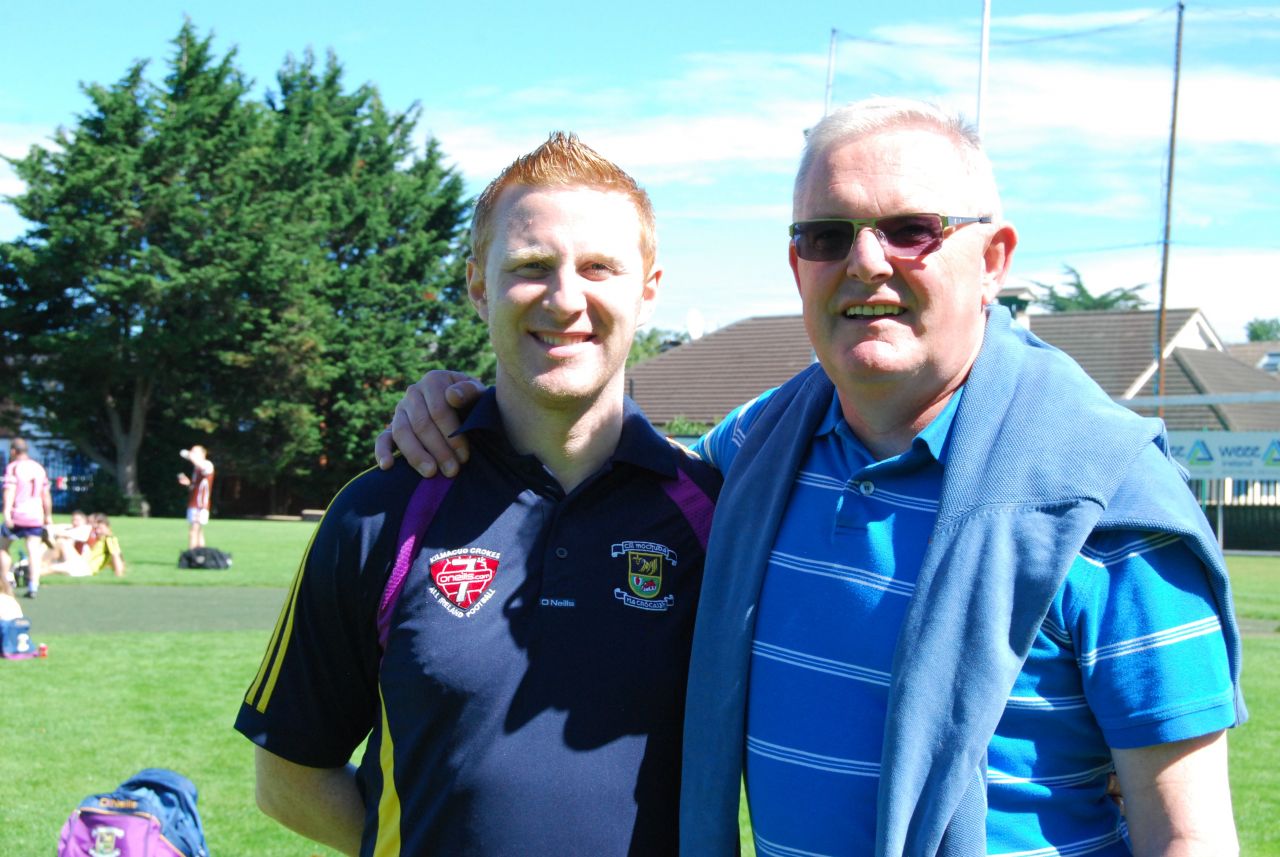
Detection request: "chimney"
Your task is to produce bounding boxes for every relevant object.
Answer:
[996,285,1035,329]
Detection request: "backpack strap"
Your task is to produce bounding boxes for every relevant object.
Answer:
[661,467,715,551]
[377,476,455,651]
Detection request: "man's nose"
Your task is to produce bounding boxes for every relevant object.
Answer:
[542,269,589,315]
[846,227,894,284]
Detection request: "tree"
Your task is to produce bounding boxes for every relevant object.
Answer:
[1245,317,1280,342]
[1032,265,1148,312]
[0,24,271,508]
[0,23,488,513]
[257,50,488,503]
[627,327,689,367]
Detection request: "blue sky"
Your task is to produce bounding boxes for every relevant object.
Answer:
[3,1,1277,342]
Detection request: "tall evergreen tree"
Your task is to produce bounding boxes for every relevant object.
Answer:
[262,50,486,501]
[0,23,270,506]
[0,24,487,513]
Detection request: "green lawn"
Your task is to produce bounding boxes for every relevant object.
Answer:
[1,517,1276,855]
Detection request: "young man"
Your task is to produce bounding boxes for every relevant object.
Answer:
[1,438,53,599]
[236,134,718,856]
[383,99,1244,857]
[177,445,214,550]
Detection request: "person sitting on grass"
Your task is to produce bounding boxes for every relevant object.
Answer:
[85,513,126,578]
[41,510,94,579]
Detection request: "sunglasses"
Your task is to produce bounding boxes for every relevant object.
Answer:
[789,213,992,262]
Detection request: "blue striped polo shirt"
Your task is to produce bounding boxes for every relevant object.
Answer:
[694,386,1235,857]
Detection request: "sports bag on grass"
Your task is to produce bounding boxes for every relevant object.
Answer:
[1,615,38,660]
[177,546,232,569]
[58,767,209,857]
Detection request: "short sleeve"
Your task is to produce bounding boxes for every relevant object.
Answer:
[1065,531,1237,749]
[234,469,409,766]
[690,388,780,474]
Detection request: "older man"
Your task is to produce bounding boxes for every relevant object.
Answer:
[381,99,1244,857]
[239,133,718,856]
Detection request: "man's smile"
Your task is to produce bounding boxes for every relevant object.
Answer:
[844,304,905,318]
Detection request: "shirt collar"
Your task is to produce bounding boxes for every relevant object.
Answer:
[457,389,679,479]
[818,385,965,465]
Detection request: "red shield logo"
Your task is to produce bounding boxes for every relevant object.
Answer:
[431,551,499,609]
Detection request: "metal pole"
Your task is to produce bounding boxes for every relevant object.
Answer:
[1155,1,1185,413]
[824,28,838,117]
[977,0,992,137]
[1217,480,1225,550]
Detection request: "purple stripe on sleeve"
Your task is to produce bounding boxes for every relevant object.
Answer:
[662,469,715,551]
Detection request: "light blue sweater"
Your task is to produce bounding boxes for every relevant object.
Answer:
[680,306,1246,856]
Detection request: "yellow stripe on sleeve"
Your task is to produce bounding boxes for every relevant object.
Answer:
[372,684,402,857]
[245,464,384,712]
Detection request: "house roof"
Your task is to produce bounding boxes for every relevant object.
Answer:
[1027,310,1279,430]
[1151,348,1280,431]
[625,315,813,425]
[1228,340,1280,373]
[1023,308,1204,396]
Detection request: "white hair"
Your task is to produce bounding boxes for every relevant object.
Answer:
[794,96,1002,218]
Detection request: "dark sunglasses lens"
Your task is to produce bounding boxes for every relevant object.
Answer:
[878,215,943,255]
[795,222,855,261]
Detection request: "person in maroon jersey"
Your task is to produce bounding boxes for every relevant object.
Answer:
[177,445,214,550]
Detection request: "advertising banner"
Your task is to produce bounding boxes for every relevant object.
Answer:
[1167,431,1280,481]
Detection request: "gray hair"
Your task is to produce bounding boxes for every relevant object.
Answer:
[794,97,1001,218]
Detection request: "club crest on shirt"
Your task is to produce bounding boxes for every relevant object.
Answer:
[611,540,677,611]
[429,548,500,617]
[89,824,126,857]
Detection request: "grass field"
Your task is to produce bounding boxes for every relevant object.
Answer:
[1,517,1276,855]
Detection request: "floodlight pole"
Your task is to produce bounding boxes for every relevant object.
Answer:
[1156,1,1185,412]
[977,0,991,137]
[824,28,838,117]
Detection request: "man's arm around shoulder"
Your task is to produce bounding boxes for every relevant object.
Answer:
[1112,730,1238,856]
[254,745,365,856]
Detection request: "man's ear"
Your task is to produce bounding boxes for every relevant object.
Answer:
[980,222,1018,305]
[636,264,663,326]
[789,240,803,295]
[466,257,488,321]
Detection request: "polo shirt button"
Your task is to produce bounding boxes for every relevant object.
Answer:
[859,481,874,496]
[555,547,569,559]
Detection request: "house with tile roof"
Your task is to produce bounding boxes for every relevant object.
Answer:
[1228,340,1280,376]
[1017,309,1280,432]
[624,315,815,428]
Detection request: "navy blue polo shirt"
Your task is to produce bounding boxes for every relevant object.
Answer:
[236,392,719,856]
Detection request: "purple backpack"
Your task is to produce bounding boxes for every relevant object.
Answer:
[58,768,209,857]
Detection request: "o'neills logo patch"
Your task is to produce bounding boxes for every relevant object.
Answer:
[429,548,500,617]
[611,540,677,612]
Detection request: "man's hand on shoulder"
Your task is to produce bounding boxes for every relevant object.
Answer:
[375,370,485,478]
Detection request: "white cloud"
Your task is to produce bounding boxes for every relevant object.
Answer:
[996,8,1170,33]
[0,123,54,159]
[0,124,56,225]
[1180,71,1280,146]
[422,52,829,189]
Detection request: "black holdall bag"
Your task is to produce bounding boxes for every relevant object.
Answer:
[177,547,233,570]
